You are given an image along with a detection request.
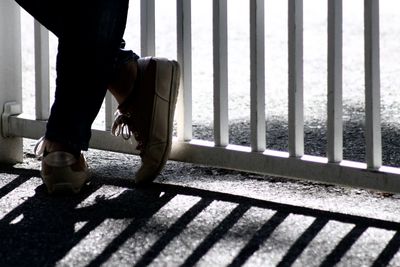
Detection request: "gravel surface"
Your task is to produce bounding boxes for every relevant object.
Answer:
[1,142,400,266]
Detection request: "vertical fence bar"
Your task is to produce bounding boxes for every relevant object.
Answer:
[327,0,343,163]
[364,0,381,169]
[176,0,193,141]
[213,0,229,147]
[141,0,156,56]
[105,92,118,131]
[250,0,266,152]
[0,1,23,163]
[288,0,304,157]
[34,21,50,121]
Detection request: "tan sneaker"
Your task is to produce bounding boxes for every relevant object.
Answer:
[112,57,180,184]
[34,138,89,194]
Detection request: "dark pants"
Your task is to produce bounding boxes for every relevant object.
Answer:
[15,0,131,152]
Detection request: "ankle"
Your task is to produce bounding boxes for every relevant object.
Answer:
[109,59,138,105]
[44,139,81,159]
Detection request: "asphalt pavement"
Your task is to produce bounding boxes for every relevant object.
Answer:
[1,134,400,267]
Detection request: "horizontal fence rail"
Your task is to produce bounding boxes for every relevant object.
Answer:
[2,0,400,193]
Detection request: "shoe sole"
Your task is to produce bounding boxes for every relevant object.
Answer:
[135,58,180,184]
[42,166,89,194]
[42,153,89,194]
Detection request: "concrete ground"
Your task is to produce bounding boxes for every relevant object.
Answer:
[1,139,400,267]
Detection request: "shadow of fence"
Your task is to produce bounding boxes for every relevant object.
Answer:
[0,166,399,266]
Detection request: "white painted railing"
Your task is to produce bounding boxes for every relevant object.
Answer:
[2,0,400,193]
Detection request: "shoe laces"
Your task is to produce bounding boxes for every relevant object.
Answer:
[111,110,145,153]
[33,136,46,157]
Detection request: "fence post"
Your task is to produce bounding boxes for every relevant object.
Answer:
[213,0,229,147]
[364,0,382,169]
[0,1,23,164]
[288,0,304,157]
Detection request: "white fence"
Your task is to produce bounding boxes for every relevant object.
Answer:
[2,0,400,193]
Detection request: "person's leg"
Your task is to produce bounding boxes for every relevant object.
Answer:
[22,0,131,193]
[17,0,181,188]
[15,0,136,100]
[15,0,64,36]
[45,0,130,153]
[16,0,131,152]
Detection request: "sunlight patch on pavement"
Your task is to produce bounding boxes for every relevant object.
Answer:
[150,200,239,266]
[338,227,396,266]
[243,214,315,266]
[9,214,24,225]
[292,220,358,267]
[195,207,277,267]
[75,185,127,209]
[0,175,41,221]
[103,195,203,265]
[58,218,134,267]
